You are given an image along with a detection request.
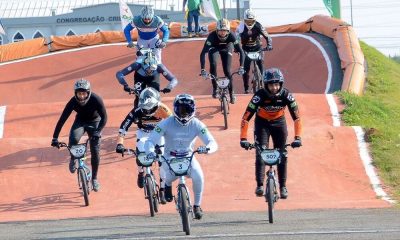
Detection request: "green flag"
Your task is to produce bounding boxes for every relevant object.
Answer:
[323,0,341,19]
[201,0,222,20]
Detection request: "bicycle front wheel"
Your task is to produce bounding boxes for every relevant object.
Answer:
[222,95,228,130]
[265,177,275,223]
[254,64,263,92]
[178,185,191,235]
[145,175,156,217]
[78,168,89,206]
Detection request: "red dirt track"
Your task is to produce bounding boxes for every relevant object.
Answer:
[0,36,390,222]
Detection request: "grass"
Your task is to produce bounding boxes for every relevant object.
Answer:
[337,41,400,202]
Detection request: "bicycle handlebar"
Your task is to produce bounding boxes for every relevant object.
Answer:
[56,138,90,150]
[248,143,292,151]
[200,71,240,80]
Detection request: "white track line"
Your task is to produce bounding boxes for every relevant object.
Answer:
[353,126,396,204]
[0,106,6,139]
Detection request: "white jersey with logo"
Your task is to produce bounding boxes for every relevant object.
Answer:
[145,116,217,157]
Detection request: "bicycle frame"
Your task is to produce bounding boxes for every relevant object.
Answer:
[58,139,92,206]
[206,72,239,130]
[161,150,202,235]
[122,148,160,216]
[250,143,291,223]
[245,49,266,92]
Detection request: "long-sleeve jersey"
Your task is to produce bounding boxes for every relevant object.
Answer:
[124,16,169,43]
[240,88,302,140]
[145,116,218,157]
[236,21,272,51]
[116,61,178,90]
[52,92,107,138]
[200,31,245,69]
[119,102,172,134]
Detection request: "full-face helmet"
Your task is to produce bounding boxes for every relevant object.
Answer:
[216,18,231,41]
[244,9,256,29]
[138,87,160,116]
[74,78,91,106]
[141,6,154,25]
[173,94,196,126]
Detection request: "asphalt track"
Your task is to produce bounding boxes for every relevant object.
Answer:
[0,34,398,238]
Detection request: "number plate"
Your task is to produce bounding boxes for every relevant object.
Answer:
[217,78,230,89]
[260,149,280,165]
[168,157,191,175]
[247,51,260,60]
[69,144,86,158]
[137,152,154,166]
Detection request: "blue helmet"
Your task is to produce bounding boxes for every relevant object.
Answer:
[173,94,196,126]
[263,68,284,84]
[141,6,154,24]
[263,68,285,96]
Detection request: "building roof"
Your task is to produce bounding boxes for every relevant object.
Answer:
[0,0,192,18]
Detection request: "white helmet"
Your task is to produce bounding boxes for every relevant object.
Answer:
[138,87,160,116]
[244,9,256,29]
[141,6,154,25]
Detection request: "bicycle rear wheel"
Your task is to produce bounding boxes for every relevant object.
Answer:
[254,64,263,92]
[78,168,89,206]
[145,175,156,217]
[221,95,228,130]
[178,185,191,235]
[266,177,275,223]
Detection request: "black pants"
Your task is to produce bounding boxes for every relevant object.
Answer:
[133,71,160,108]
[243,52,264,91]
[254,116,288,188]
[69,119,101,180]
[208,43,234,96]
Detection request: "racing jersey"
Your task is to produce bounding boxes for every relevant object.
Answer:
[240,88,302,140]
[124,16,169,42]
[145,116,218,157]
[116,61,178,90]
[236,21,272,52]
[119,102,172,133]
[53,92,107,138]
[200,31,245,69]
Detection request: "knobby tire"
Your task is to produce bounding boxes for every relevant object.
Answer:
[145,175,156,217]
[79,168,89,206]
[222,96,228,130]
[266,177,275,223]
[178,185,191,235]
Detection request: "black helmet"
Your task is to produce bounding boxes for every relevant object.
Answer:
[263,68,284,96]
[74,78,91,106]
[173,94,196,126]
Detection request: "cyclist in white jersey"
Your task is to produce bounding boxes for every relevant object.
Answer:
[145,94,218,220]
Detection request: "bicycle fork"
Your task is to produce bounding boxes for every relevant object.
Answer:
[77,158,91,189]
[265,167,279,203]
[143,166,159,200]
[175,177,193,217]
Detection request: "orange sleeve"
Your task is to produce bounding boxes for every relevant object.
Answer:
[294,118,302,138]
[240,111,252,140]
[157,102,172,118]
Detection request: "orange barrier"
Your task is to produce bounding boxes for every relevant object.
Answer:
[0,38,48,62]
[0,15,365,94]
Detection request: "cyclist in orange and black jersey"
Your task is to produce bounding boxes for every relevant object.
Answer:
[239,68,302,199]
[115,87,172,204]
[236,9,273,93]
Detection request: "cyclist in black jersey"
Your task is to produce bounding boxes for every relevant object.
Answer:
[51,79,108,192]
[200,18,245,104]
[236,9,273,94]
[239,68,302,199]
